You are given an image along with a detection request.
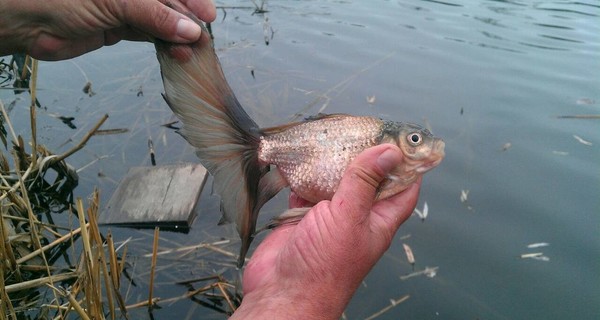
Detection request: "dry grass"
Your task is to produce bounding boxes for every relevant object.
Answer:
[0,55,242,319]
[0,55,127,319]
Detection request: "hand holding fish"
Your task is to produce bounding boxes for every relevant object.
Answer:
[230,144,421,319]
[0,0,216,60]
[157,19,444,267]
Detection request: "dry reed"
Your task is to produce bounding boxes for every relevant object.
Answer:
[0,54,242,319]
[0,55,127,319]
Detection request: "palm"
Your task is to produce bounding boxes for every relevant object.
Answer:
[242,180,420,300]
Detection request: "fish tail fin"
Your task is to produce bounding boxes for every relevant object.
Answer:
[156,22,286,267]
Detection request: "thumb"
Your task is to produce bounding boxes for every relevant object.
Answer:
[330,144,403,224]
[122,0,203,42]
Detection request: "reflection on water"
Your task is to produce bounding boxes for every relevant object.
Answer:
[1,0,599,318]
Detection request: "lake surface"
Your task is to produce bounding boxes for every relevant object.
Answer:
[1,0,598,319]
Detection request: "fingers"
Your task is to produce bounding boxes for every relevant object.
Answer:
[30,33,106,61]
[331,144,403,224]
[119,0,215,43]
[370,178,421,245]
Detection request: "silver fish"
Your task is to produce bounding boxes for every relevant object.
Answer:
[155,22,444,267]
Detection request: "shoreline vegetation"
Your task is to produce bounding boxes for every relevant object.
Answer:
[0,55,242,319]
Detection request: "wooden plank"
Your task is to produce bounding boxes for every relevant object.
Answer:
[99,163,208,231]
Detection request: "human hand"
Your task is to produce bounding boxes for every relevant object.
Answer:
[0,0,216,60]
[231,144,421,319]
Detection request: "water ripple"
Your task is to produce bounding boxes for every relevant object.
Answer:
[421,0,463,7]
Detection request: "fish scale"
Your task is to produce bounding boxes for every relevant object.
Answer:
[259,115,385,203]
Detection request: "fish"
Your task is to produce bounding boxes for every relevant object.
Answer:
[155,21,445,267]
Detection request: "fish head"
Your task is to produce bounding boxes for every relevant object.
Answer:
[379,122,445,191]
[395,123,445,173]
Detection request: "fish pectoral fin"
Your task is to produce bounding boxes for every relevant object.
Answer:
[255,207,312,234]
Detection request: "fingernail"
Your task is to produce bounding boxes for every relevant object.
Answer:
[377,148,400,173]
[176,18,202,41]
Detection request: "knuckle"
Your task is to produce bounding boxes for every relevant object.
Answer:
[153,6,174,30]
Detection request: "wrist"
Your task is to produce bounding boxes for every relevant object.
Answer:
[231,281,350,319]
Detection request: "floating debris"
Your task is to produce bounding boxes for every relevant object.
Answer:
[520,253,543,259]
[413,202,429,222]
[400,266,439,280]
[533,255,550,262]
[146,240,231,257]
[521,243,550,262]
[148,139,156,166]
[557,114,600,119]
[95,128,129,136]
[82,81,96,97]
[366,95,376,104]
[573,134,593,146]
[576,98,595,105]
[520,252,550,261]
[460,189,468,203]
[402,243,415,266]
[527,242,550,249]
[137,85,144,97]
[364,295,410,320]
[501,142,512,152]
[58,115,77,129]
[262,16,273,45]
[460,189,474,212]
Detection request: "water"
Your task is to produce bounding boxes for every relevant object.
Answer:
[1,0,598,319]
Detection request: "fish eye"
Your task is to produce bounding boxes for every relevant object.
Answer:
[407,132,422,146]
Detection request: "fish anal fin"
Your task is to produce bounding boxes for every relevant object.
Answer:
[257,168,288,209]
[258,207,311,232]
[236,168,288,267]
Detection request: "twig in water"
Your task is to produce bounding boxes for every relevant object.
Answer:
[364,295,410,320]
[52,114,108,163]
[557,114,600,119]
[94,128,129,135]
[148,139,156,166]
[148,227,160,310]
[16,224,87,264]
[217,282,237,312]
[5,272,79,294]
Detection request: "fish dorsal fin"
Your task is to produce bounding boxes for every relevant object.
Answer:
[261,113,351,135]
[304,113,351,121]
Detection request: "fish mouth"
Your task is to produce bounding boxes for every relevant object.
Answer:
[415,156,443,173]
[415,139,445,173]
